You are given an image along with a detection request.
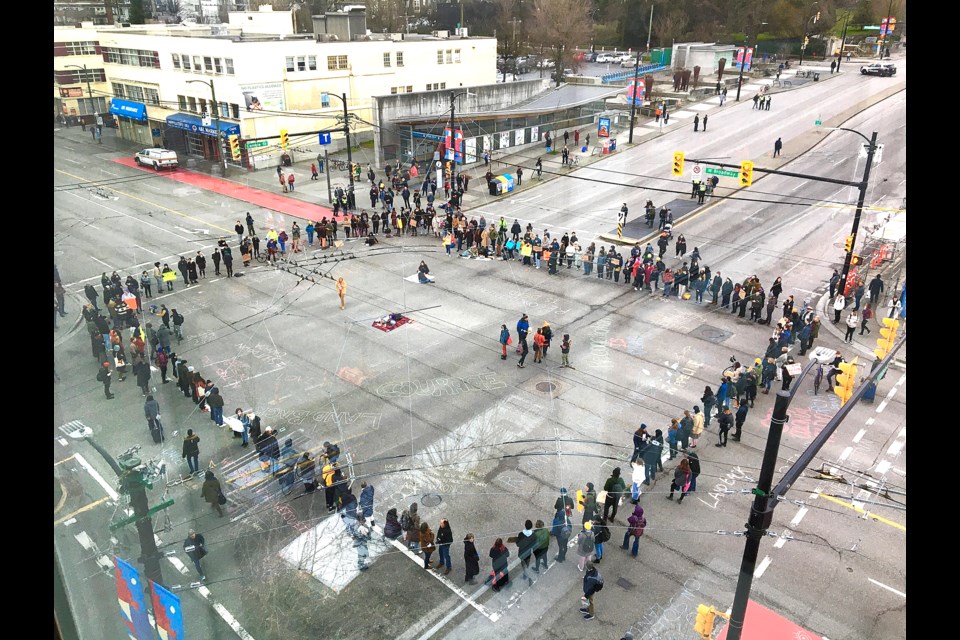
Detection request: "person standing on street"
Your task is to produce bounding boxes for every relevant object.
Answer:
[420,522,437,571]
[212,249,222,276]
[622,504,646,557]
[693,114,699,132]
[774,137,783,157]
[716,407,733,447]
[575,521,596,572]
[516,520,537,585]
[55,282,67,318]
[844,309,860,343]
[861,304,874,335]
[869,274,884,306]
[833,293,846,323]
[464,533,481,584]
[702,114,708,131]
[246,212,256,236]
[182,429,200,474]
[202,470,225,517]
[489,538,510,591]
[667,458,692,503]
[183,529,208,581]
[499,324,511,360]
[829,269,840,299]
[602,468,626,522]
[733,403,748,441]
[641,429,663,485]
[552,505,572,562]
[337,277,346,310]
[517,334,529,368]
[533,519,550,573]
[222,249,234,278]
[580,563,603,620]
[97,362,114,399]
[206,386,225,426]
[436,518,454,575]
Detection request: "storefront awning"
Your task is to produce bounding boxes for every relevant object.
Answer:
[110,98,146,121]
[165,113,240,138]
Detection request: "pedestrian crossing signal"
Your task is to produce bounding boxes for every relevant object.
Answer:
[850,254,862,266]
[739,161,754,187]
[834,358,859,405]
[280,129,289,149]
[228,134,241,160]
[672,152,685,177]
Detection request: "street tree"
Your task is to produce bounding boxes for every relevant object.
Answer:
[530,0,593,86]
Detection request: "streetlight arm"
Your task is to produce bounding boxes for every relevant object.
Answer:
[825,127,873,147]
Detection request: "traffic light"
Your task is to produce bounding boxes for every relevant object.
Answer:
[279,129,289,149]
[694,605,716,639]
[875,318,899,359]
[228,134,241,160]
[672,152,685,177]
[834,357,859,405]
[850,254,862,266]
[739,160,754,187]
[843,236,854,253]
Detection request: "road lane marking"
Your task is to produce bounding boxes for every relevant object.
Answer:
[74,453,120,500]
[852,429,866,443]
[875,460,891,474]
[838,446,853,462]
[90,256,114,269]
[54,496,110,526]
[868,578,906,598]
[134,244,158,255]
[789,507,809,527]
[754,555,772,578]
[818,493,905,531]
[887,440,904,456]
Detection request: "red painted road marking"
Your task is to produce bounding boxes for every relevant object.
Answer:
[112,157,345,224]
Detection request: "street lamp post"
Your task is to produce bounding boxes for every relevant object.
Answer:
[65,64,96,129]
[186,78,227,170]
[836,13,850,71]
[734,32,749,102]
[448,90,470,192]
[798,3,820,67]
[628,52,641,144]
[829,127,880,298]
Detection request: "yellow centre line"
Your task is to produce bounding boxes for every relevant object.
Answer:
[55,168,234,234]
[54,453,77,467]
[818,493,905,532]
[54,496,111,527]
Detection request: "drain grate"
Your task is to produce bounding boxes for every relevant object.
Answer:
[616,577,636,590]
[535,382,557,393]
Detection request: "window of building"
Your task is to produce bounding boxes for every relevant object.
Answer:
[219,101,229,117]
[193,56,202,71]
[231,103,240,118]
[214,58,223,74]
[396,51,404,67]
[383,52,391,67]
[426,82,447,91]
[454,49,461,63]
[308,55,316,71]
[445,49,452,64]
[144,87,160,105]
[178,95,187,110]
[171,53,181,69]
[198,98,207,114]
[391,87,398,94]
[127,85,145,102]
[113,83,126,98]
[65,41,98,56]
[286,56,295,72]
[187,96,197,112]
[182,54,191,70]
[297,56,306,71]
[225,58,235,75]
[327,55,348,70]
[204,56,213,73]
[437,50,444,64]
[78,97,108,115]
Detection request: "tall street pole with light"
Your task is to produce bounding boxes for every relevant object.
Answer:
[325,92,356,199]
[186,78,226,170]
[798,2,820,66]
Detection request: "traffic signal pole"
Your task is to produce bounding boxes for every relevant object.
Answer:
[725,338,904,640]
[838,131,879,296]
[628,52,641,144]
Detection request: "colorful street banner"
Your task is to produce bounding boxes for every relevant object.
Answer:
[735,47,754,70]
[113,556,154,640]
[150,580,186,640]
[443,128,464,163]
[627,79,645,105]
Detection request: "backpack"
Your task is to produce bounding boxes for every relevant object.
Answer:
[595,525,610,544]
[593,575,605,591]
[172,312,184,326]
[96,368,106,382]
[632,516,647,537]
[400,510,413,532]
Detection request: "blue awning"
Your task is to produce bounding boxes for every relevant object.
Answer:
[165,113,240,138]
[110,98,146,121]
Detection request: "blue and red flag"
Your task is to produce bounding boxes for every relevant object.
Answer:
[113,556,154,640]
[150,580,185,640]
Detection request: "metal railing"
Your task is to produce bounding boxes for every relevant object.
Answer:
[601,64,667,84]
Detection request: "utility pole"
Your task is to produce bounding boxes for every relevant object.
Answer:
[341,92,355,200]
[799,3,819,67]
[628,52,641,144]
[734,31,749,102]
[836,13,849,71]
[449,91,457,188]
[187,79,226,170]
[839,130,879,297]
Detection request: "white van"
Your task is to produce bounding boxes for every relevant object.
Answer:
[135,148,179,170]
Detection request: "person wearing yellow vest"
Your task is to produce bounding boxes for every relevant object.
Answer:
[322,463,336,512]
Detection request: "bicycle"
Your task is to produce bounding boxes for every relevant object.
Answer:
[813,364,824,395]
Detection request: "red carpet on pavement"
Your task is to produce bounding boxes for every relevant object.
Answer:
[113,157,346,223]
[372,316,413,333]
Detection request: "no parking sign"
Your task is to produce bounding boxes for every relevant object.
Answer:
[691,163,703,181]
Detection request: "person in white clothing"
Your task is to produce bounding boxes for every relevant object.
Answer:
[844,310,859,343]
[832,294,846,324]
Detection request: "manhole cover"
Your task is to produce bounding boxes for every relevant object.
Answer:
[691,323,734,344]
[535,382,557,392]
[616,577,636,590]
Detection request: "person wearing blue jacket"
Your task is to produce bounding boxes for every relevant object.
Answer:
[516,314,529,349]
[641,430,663,485]
[499,324,511,360]
[551,507,572,562]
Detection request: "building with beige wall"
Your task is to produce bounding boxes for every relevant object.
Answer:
[53,7,496,170]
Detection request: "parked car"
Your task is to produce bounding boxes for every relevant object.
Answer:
[596,53,616,63]
[135,148,179,171]
[860,61,896,77]
[582,51,598,62]
[620,57,638,68]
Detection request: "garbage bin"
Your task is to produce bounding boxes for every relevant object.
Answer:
[609,138,618,152]
[281,153,292,167]
[601,140,612,155]
[499,174,515,193]
[488,179,503,196]
[813,72,820,81]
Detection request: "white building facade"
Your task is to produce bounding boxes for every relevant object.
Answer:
[54,8,496,169]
